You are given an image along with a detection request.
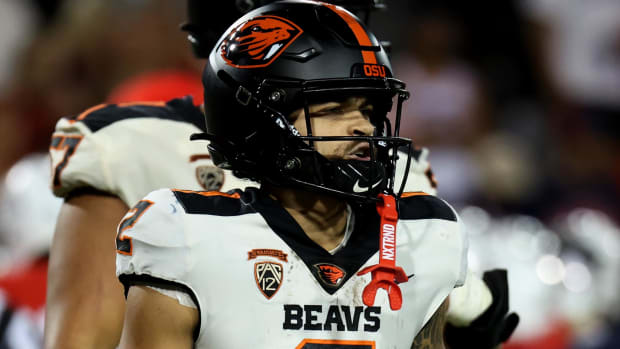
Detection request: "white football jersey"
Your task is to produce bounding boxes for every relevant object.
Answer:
[48,97,255,206]
[116,187,467,348]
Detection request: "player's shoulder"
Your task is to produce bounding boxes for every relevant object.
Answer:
[58,96,204,133]
[116,188,255,255]
[398,192,457,222]
[171,188,256,216]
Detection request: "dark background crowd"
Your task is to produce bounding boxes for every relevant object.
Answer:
[0,0,618,348]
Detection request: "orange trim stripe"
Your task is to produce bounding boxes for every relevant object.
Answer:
[70,101,166,124]
[173,189,241,199]
[74,104,108,121]
[323,3,377,64]
[116,101,167,108]
[401,191,430,198]
[295,339,376,349]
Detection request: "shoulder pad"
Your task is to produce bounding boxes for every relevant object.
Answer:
[65,97,204,133]
[398,192,457,222]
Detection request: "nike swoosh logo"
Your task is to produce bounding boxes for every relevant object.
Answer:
[352,179,383,193]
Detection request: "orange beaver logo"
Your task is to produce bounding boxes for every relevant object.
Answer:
[220,15,303,68]
[314,263,347,287]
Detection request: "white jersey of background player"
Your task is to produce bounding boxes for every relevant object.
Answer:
[116,2,468,347]
[49,97,253,206]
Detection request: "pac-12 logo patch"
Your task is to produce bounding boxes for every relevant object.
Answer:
[314,263,346,287]
[220,15,303,68]
[195,165,224,191]
[254,262,283,299]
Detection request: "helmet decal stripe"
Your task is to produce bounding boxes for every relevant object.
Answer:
[322,3,377,64]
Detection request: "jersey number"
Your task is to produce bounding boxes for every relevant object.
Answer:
[295,339,375,348]
[116,200,154,256]
[50,135,84,188]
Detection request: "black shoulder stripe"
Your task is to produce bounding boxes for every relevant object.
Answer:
[172,190,255,216]
[398,194,457,221]
[68,96,205,133]
[118,273,201,341]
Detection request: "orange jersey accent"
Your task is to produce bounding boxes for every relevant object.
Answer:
[401,192,430,198]
[172,189,241,199]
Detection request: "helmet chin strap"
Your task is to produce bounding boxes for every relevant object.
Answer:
[357,193,409,310]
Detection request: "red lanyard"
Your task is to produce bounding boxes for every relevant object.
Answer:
[357,193,409,310]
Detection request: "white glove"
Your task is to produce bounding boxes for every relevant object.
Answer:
[447,269,493,327]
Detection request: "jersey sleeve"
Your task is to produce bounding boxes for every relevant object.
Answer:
[49,114,111,199]
[115,188,195,292]
[398,193,469,328]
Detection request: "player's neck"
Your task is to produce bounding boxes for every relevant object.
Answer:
[267,187,348,252]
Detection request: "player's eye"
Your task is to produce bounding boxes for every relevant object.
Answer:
[311,106,343,117]
[360,105,374,116]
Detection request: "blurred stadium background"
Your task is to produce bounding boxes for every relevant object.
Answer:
[0,0,618,348]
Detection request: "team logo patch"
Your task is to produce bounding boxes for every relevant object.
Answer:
[254,262,283,299]
[195,165,224,191]
[314,263,346,287]
[220,15,303,68]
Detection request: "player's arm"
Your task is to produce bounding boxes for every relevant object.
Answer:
[118,286,198,349]
[411,298,449,349]
[44,192,129,349]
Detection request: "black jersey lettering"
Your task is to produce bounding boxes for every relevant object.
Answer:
[283,305,381,332]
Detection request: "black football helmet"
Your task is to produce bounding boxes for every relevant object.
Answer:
[182,0,386,58]
[193,0,412,203]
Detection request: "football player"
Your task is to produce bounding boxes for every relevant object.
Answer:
[44,1,438,349]
[46,0,515,348]
[116,2,466,347]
